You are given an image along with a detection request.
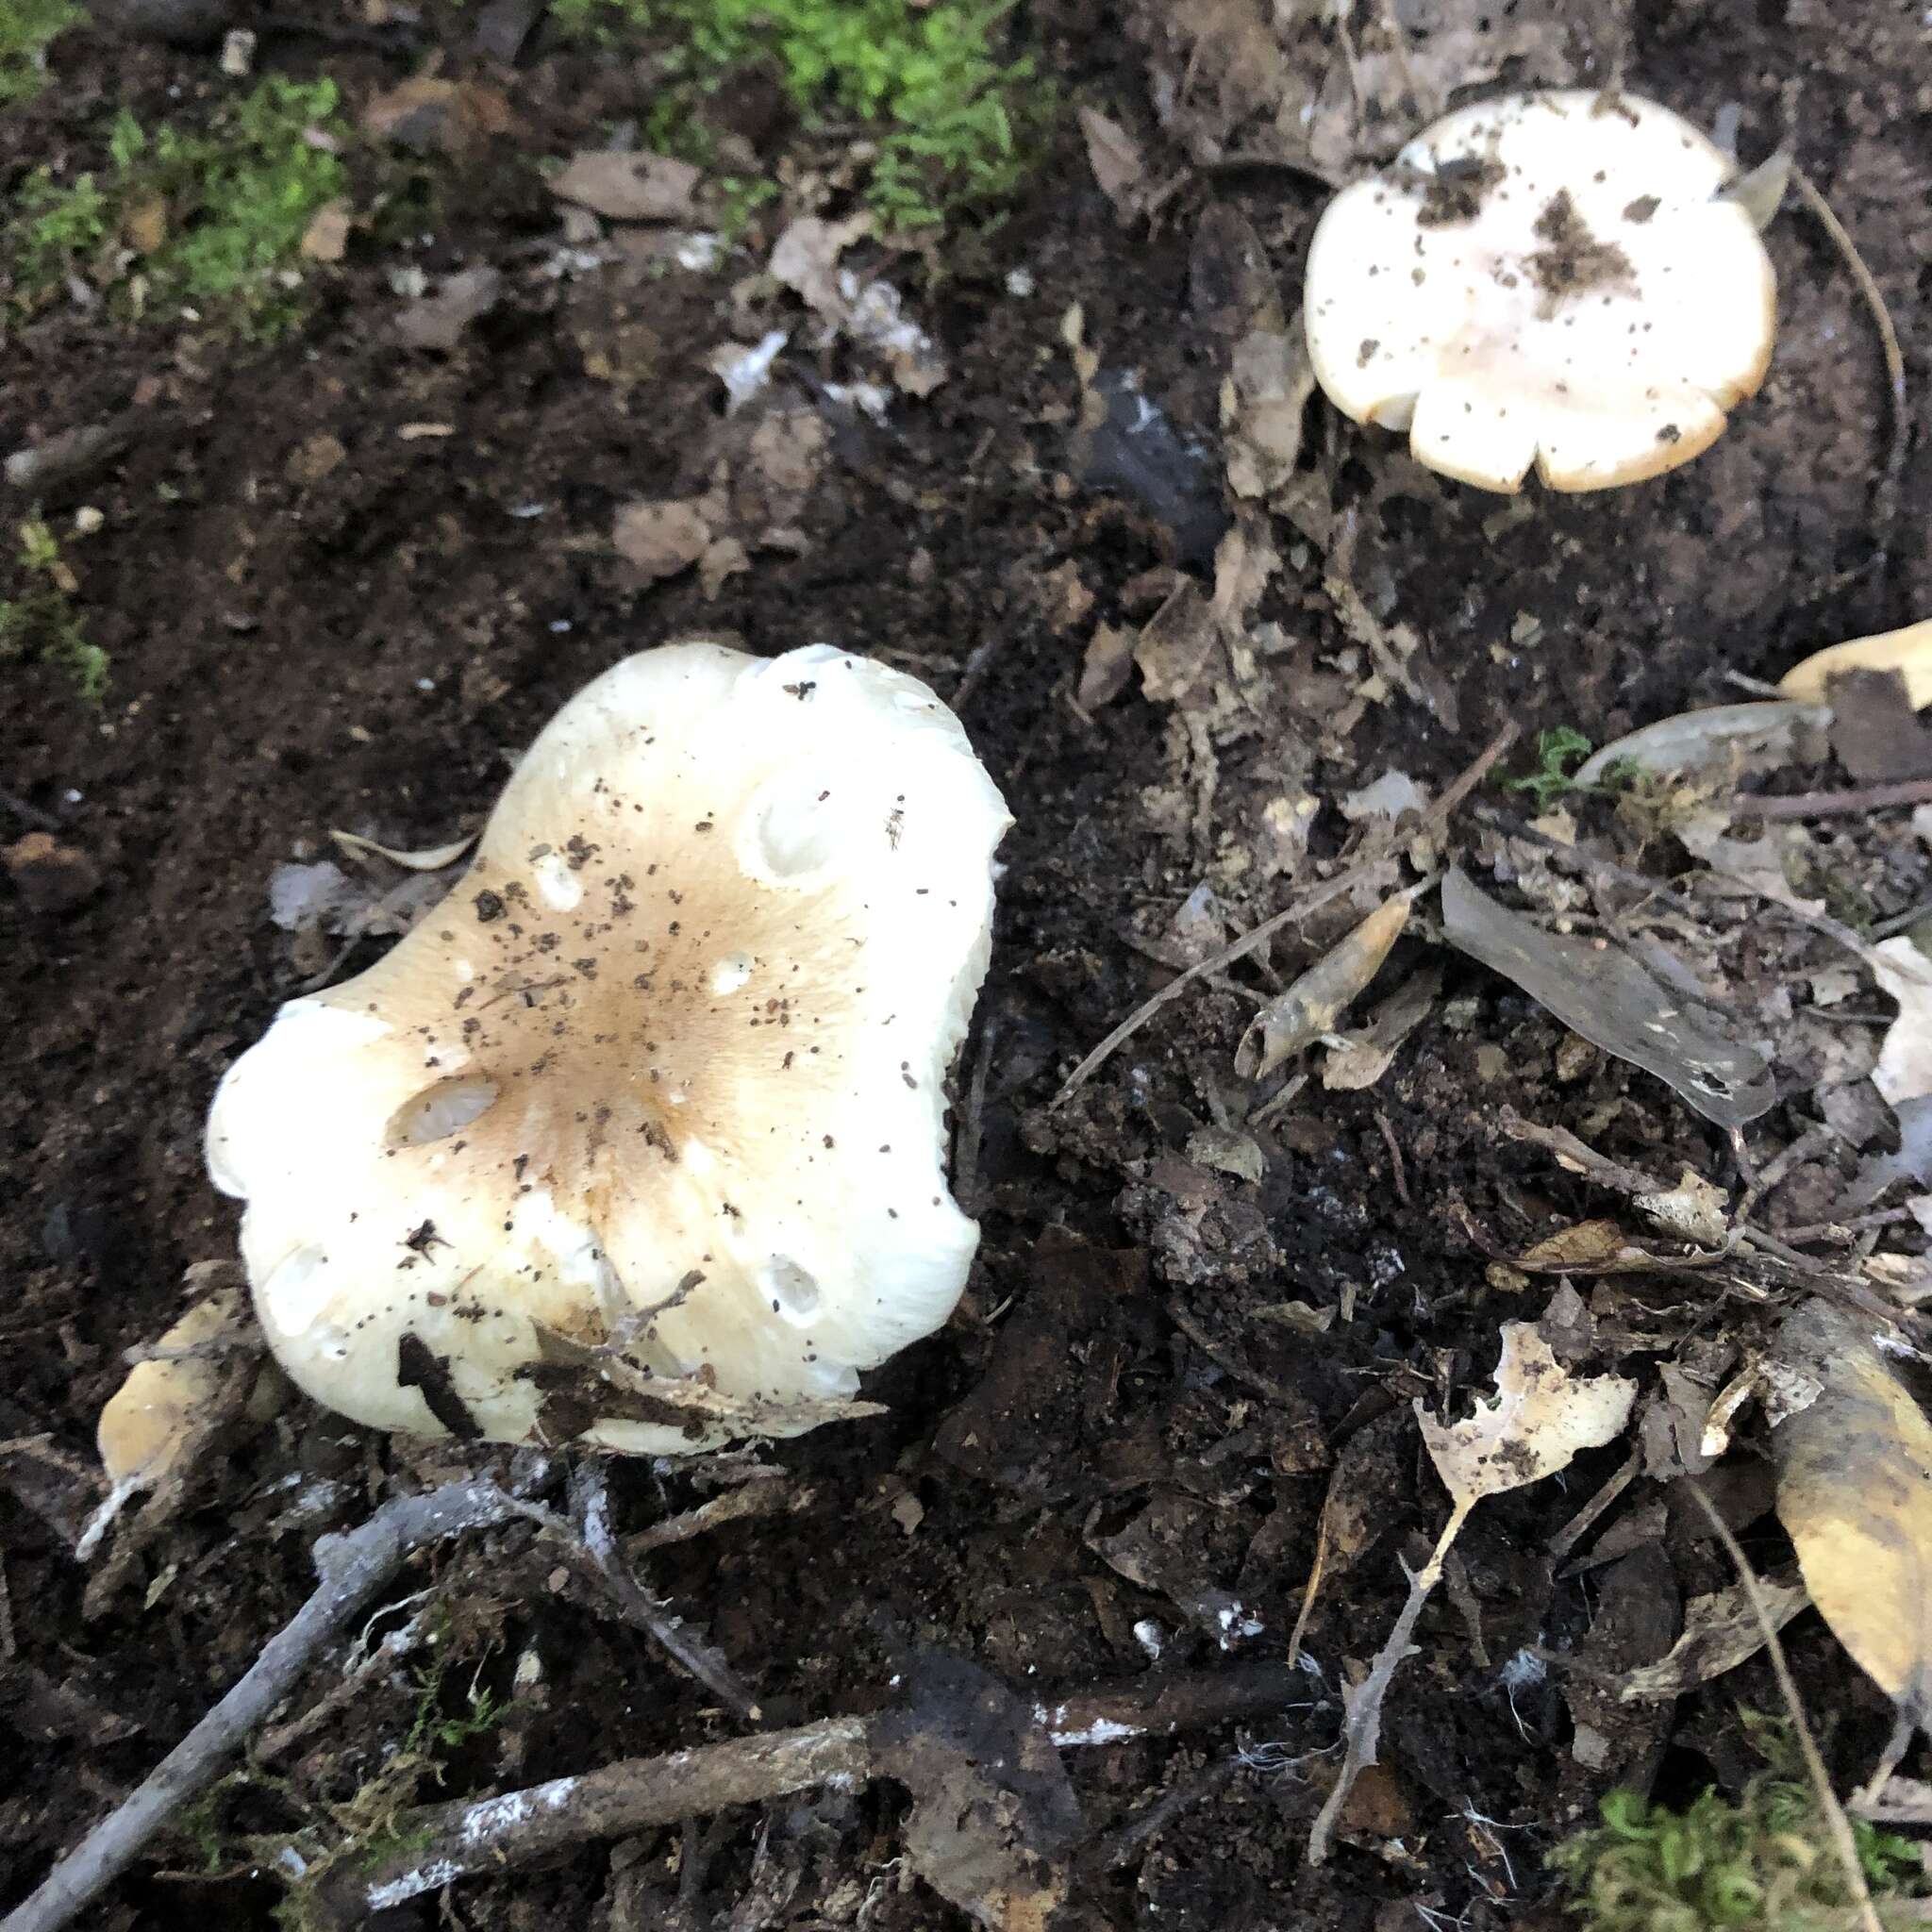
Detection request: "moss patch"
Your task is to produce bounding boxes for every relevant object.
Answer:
[1554,1726,1927,1932]
[0,0,79,105]
[554,0,1051,229]
[7,76,350,336]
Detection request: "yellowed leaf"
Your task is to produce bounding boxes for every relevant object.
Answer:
[1236,891,1410,1079]
[96,1289,249,1492]
[1779,619,1932,709]
[1772,1299,1932,1730]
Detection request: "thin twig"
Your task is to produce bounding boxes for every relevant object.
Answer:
[1740,777,1932,822]
[1307,1504,1470,1864]
[576,1469,762,1724]
[1791,166,1908,579]
[622,1477,814,1560]
[1053,721,1517,1104]
[1781,1206,1921,1244]
[1374,1111,1412,1209]
[1685,1481,1884,1932]
[2,1478,531,1932]
[1496,1108,1666,1199]
[1547,1444,1642,1562]
[316,1662,1314,1924]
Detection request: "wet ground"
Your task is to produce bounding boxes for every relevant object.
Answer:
[5,0,1932,1924]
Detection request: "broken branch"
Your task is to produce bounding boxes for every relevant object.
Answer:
[312,1661,1313,1924]
[3,1478,531,1932]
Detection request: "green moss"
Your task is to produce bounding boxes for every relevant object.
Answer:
[7,76,350,336]
[0,0,79,105]
[556,0,1050,229]
[1554,1732,1926,1932]
[0,519,108,701]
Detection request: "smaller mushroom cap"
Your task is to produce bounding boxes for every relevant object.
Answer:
[1303,90,1776,492]
[207,641,1010,1455]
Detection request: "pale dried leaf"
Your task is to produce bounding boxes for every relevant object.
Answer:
[611,499,711,583]
[1321,960,1441,1092]
[769,211,874,316]
[1519,1221,1636,1272]
[1133,580,1220,706]
[1772,1299,1932,1731]
[551,150,700,222]
[1076,106,1145,218]
[1724,148,1792,231]
[1573,701,1832,786]
[1634,1168,1730,1246]
[1419,1322,1637,1514]
[1873,939,1932,1108]
[96,1290,250,1491]
[330,829,475,872]
[394,265,502,352]
[1077,622,1136,710]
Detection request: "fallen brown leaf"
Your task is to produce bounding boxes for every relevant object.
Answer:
[1076,106,1145,220]
[394,265,503,352]
[612,499,710,583]
[299,196,352,263]
[362,76,512,155]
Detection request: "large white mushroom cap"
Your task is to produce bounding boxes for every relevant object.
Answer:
[208,641,1011,1455]
[1303,90,1777,492]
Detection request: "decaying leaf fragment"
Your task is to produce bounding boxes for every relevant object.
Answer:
[1771,1299,1932,1736]
[549,149,700,223]
[1616,1571,1808,1703]
[1441,867,1774,1131]
[528,1324,886,1450]
[873,1654,1082,1932]
[1235,891,1411,1080]
[1308,1319,1636,1862]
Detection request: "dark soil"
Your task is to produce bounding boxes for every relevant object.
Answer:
[5,2,1931,1927]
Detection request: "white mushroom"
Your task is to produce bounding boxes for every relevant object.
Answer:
[1302,90,1777,492]
[208,641,1011,1455]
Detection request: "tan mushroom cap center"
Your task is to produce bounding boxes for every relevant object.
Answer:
[362,827,870,1245]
